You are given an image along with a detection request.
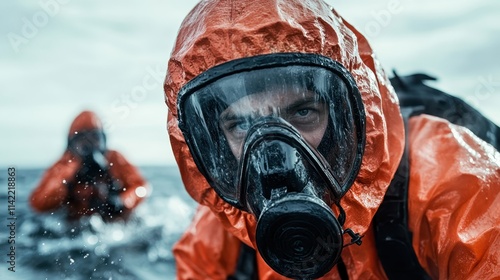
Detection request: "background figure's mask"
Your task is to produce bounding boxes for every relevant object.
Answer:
[67,129,107,159]
[177,53,366,278]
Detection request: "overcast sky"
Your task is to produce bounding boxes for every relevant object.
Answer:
[1,0,499,168]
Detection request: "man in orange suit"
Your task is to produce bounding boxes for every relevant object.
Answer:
[30,110,149,221]
[164,0,500,279]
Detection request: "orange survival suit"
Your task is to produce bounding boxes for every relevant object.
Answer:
[164,0,500,279]
[30,110,149,221]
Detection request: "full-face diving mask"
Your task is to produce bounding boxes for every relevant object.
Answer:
[177,53,366,278]
[67,129,107,159]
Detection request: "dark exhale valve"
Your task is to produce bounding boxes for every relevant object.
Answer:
[256,192,344,279]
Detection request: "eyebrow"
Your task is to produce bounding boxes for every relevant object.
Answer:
[219,96,324,121]
[219,110,241,122]
[285,97,324,112]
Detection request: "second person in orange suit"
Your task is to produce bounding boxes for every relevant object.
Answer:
[30,110,149,221]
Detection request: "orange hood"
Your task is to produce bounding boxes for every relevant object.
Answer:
[68,110,104,137]
[164,0,404,248]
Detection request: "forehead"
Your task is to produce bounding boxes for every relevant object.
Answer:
[223,90,321,115]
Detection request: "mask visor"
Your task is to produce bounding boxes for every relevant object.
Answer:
[178,53,365,209]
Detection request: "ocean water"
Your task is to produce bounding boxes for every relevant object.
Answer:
[0,166,197,280]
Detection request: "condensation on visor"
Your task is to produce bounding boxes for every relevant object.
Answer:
[177,53,365,209]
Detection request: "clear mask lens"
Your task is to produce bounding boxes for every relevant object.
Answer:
[178,54,365,209]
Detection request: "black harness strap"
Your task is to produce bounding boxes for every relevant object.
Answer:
[373,107,431,280]
[337,257,349,280]
[228,243,258,280]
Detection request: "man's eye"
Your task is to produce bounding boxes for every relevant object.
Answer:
[223,118,251,133]
[296,109,310,117]
[235,121,250,131]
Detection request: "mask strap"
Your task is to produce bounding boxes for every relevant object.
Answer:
[335,201,364,247]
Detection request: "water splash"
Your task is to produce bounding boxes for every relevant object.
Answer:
[12,195,194,280]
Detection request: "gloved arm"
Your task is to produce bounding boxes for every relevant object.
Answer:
[106,150,149,210]
[78,151,129,217]
[103,180,125,216]
[68,149,124,217]
[30,151,80,212]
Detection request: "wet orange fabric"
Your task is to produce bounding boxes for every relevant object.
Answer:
[173,205,241,278]
[164,0,500,278]
[30,111,149,219]
[407,115,500,279]
[68,110,104,136]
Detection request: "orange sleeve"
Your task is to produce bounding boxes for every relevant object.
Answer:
[29,151,81,212]
[106,150,149,210]
[173,205,241,279]
[407,115,500,279]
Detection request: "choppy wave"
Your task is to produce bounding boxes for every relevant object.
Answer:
[0,166,196,280]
